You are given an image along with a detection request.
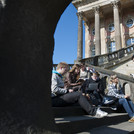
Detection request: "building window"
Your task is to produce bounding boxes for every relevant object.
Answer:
[92,28,95,35]
[126,38,134,46]
[91,45,95,56]
[126,18,134,28]
[108,41,116,53]
[108,23,114,32]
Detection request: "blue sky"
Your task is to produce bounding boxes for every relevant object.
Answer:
[53,3,85,64]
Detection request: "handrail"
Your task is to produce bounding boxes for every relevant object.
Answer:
[86,64,134,83]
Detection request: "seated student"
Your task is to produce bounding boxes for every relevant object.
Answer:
[51,62,108,117]
[64,64,83,91]
[107,74,134,123]
[79,63,91,80]
[81,71,104,106]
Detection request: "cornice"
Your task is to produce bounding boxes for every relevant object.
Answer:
[73,0,121,13]
[72,0,97,9]
[78,0,111,12]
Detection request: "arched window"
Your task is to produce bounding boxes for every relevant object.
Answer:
[108,23,114,32]
[91,45,95,56]
[126,38,134,46]
[126,18,134,28]
[108,41,116,53]
[92,28,95,35]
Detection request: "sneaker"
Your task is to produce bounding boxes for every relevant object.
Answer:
[111,107,117,111]
[95,108,108,117]
[103,99,114,105]
[111,106,117,111]
[128,117,134,123]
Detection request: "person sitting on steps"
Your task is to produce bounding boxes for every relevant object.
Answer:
[64,64,83,92]
[51,62,108,117]
[79,63,91,80]
[107,74,134,123]
[81,71,104,106]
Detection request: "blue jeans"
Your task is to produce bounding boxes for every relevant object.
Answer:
[118,98,134,118]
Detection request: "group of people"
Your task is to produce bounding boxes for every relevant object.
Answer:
[51,62,134,122]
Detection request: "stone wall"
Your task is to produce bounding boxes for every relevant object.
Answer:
[110,59,134,76]
[0,0,71,133]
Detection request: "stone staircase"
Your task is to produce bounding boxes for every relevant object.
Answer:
[53,105,129,134]
[52,45,134,133]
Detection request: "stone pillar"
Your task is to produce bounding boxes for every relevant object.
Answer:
[0,0,72,133]
[120,22,126,48]
[94,6,101,56]
[112,1,122,50]
[85,22,92,58]
[77,12,83,61]
[101,19,107,54]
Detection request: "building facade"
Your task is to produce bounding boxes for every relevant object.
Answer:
[72,0,134,61]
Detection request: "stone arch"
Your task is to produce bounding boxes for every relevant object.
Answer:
[0,0,72,133]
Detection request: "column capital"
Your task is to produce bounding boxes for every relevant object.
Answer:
[111,1,120,9]
[76,12,83,19]
[93,6,100,14]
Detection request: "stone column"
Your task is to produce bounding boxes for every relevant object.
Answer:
[101,19,107,54]
[94,6,101,56]
[0,0,72,133]
[120,21,126,48]
[85,22,92,58]
[112,1,122,50]
[77,12,83,61]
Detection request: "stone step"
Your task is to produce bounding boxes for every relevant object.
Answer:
[55,113,129,134]
[77,121,134,134]
[52,105,86,118]
[52,105,125,118]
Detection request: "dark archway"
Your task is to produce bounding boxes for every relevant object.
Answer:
[0,0,72,133]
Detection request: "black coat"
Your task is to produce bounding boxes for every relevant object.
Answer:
[81,77,104,96]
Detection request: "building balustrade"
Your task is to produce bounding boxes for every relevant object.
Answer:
[81,44,134,66]
[53,45,134,69]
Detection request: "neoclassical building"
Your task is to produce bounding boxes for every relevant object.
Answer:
[72,0,134,61]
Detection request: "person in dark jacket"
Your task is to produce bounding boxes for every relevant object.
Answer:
[107,74,134,123]
[81,71,104,106]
